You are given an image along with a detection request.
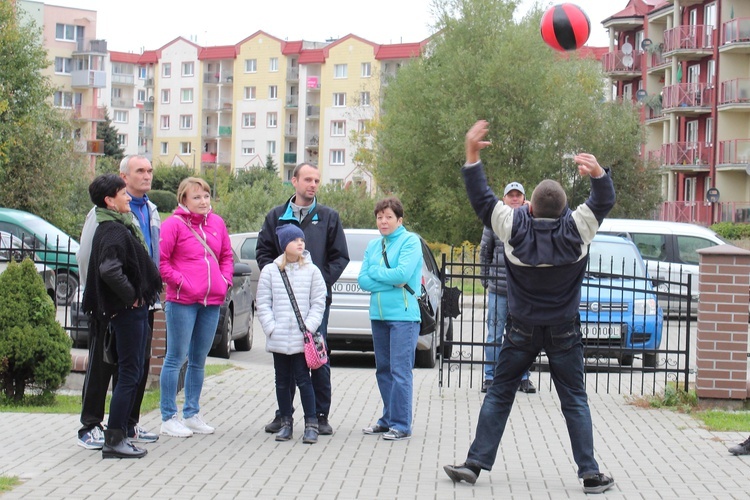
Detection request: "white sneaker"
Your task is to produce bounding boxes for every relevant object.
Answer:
[183,414,215,435]
[160,415,193,438]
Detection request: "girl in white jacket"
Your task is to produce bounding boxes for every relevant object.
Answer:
[256,224,326,444]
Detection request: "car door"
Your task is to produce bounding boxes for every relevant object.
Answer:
[236,234,260,299]
[230,250,253,334]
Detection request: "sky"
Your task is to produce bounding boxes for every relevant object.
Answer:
[41,0,623,53]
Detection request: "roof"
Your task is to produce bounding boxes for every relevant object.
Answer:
[282,41,304,55]
[375,42,425,60]
[198,45,237,60]
[298,48,326,64]
[603,0,659,23]
[138,50,158,64]
[109,51,141,64]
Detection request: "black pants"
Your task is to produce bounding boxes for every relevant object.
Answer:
[78,310,155,438]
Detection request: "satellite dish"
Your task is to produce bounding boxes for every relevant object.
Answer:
[636,89,648,101]
[641,38,653,50]
[623,54,634,68]
[622,42,633,55]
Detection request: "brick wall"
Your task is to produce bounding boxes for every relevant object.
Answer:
[695,244,750,400]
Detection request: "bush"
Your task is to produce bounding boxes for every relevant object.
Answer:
[710,222,750,240]
[0,259,71,401]
[151,165,193,193]
[148,189,178,213]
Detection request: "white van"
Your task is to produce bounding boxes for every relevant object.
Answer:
[597,219,726,314]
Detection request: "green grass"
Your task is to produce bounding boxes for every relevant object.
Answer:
[0,476,20,492]
[0,363,234,413]
[695,410,750,432]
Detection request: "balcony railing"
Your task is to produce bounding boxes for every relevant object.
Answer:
[284,153,297,164]
[663,25,714,53]
[306,105,320,119]
[723,18,750,45]
[285,124,298,137]
[602,50,643,74]
[87,139,105,155]
[111,73,135,85]
[72,105,106,121]
[138,126,153,138]
[718,139,750,164]
[111,97,134,108]
[719,78,750,105]
[286,95,299,108]
[73,38,108,54]
[662,83,713,110]
[144,78,154,88]
[71,70,106,88]
[658,202,712,226]
[218,126,232,137]
[143,101,154,112]
[203,98,233,111]
[203,72,234,84]
[287,68,299,81]
[660,142,712,166]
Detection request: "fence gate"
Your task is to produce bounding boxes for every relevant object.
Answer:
[438,248,693,396]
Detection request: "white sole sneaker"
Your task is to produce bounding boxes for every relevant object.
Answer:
[183,415,215,435]
[160,417,193,438]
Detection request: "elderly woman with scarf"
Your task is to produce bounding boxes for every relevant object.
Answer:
[82,174,162,459]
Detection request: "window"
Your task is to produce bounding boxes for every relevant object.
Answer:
[267,112,278,128]
[361,62,371,77]
[117,134,127,146]
[334,64,348,79]
[707,60,715,88]
[180,142,191,155]
[112,88,122,99]
[330,149,345,165]
[360,91,371,106]
[137,90,146,102]
[333,93,346,107]
[705,117,714,146]
[267,140,276,154]
[181,88,193,103]
[53,91,73,108]
[241,140,256,155]
[331,120,346,136]
[244,86,256,100]
[182,62,194,76]
[54,57,72,74]
[180,114,193,129]
[161,89,170,103]
[242,112,256,128]
[357,119,370,134]
[162,63,171,77]
[245,59,257,73]
[269,85,278,99]
[160,115,170,129]
[269,57,278,72]
[55,23,77,41]
[138,67,147,79]
[160,142,168,155]
[113,110,128,123]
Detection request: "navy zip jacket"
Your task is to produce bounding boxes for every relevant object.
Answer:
[463,162,615,325]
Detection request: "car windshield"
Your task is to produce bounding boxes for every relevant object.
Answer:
[588,240,646,278]
[345,232,380,261]
[20,216,80,251]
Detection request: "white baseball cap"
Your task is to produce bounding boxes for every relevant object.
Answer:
[503,182,525,196]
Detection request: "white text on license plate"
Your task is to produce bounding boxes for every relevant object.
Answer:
[581,324,621,339]
[332,282,367,294]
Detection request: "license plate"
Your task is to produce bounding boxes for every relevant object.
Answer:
[331,282,367,294]
[581,323,621,339]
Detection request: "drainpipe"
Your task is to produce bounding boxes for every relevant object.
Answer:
[710,1,721,224]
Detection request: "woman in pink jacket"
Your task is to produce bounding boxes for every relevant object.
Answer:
[159,177,233,438]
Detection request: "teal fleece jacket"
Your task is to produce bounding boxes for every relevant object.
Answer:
[358,225,422,322]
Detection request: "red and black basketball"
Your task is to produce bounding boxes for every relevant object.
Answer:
[540,3,591,52]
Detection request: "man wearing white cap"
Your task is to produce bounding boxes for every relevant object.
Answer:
[479,181,535,394]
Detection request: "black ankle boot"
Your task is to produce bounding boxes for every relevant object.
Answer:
[302,418,319,444]
[102,429,147,459]
[275,417,293,442]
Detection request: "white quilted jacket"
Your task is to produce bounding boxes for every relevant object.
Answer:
[256,251,327,355]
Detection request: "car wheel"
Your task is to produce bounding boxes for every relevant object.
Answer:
[415,330,437,368]
[234,311,253,351]
[56,272,78,306]
[618,354,634,366]
[212,310,232,359]
[643,352,658,368]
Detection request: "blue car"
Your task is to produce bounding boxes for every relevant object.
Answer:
[580,234,663,368]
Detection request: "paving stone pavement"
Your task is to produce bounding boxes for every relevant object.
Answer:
[1,330,749,500]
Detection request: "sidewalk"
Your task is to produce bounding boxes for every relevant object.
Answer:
[1,330,749,499]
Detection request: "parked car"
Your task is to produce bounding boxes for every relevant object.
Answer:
[581,234,664,367]
[229,231,260,299]
[598,219,725,314]
[0,231,55,300]
[0,207,80,305]
[69,250,255,359]
[230,228,451,368]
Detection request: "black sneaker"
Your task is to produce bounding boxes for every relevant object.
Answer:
[582,473,615,494]
[481,380,492,393]
[443,463,478,485]
[317,414,333,435]
[518,379,537,394]
[729,436,750,455]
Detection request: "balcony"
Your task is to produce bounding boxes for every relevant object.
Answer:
[718,79,750,111]
[285,124,298,137]
[286,95,299,108]
[203,72,234,84]
[143,101,154,112]
[87,139,105,155]
[284,153,297,165]
[663,25,714,59]
[287,68,299,81]
[659,142,712,170]
[138,125,153,138]
[72,105,106,122]
[306,135,319,151]
[601,50,642,80]
[218,126,232,137]
[111,97,134,108]
[718,139,750,166]
[203,98,233,112]
[71,69,106,88]
[72,38,108,55]
[144,78,154,88]
[662,83,712,115]
[306,76,320,91]
[658,202,712,226]
[647,48,670,74]
[111,73,135,86]
[721,18,750,54]
[306,105,320,120]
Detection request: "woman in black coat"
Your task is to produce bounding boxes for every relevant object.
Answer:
[82,174,162,459]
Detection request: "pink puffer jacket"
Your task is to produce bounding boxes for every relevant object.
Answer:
[160,206,233,306]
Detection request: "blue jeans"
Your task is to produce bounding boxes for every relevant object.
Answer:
[107,305,149,433]
[273,353,315,420]
[371,320,419,434]
[485,292,529,382]
[160,302,220,421]
[466,315,600,478]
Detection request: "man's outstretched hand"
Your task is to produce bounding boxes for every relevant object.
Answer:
[465,120,492,165]
[573,153,604,178]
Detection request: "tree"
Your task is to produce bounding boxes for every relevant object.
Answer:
[375,0,660,245]
[265,154,278,173]
[96,110,125,160]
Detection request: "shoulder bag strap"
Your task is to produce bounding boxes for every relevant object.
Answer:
[381,238,417,297]
[178,217,219,265]
[279,268,307,333]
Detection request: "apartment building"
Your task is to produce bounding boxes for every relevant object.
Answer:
[602,0,750,225]
[109,51,146,157]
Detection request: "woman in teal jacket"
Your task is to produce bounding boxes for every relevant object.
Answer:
[358,196,423,441]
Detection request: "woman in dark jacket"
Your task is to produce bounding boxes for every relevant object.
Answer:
[82,174,162,459]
